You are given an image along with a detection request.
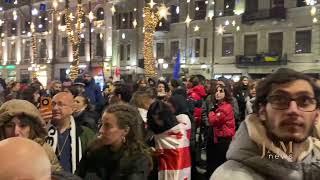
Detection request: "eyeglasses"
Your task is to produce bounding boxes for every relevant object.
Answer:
[267,95,318,112]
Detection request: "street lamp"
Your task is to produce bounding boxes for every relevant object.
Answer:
[163,63,168,69]
[52,0,58,10]
[88,2,96,71]
[158,58,164,77]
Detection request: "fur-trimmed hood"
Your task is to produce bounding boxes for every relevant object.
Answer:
[211,114,320,180]
[0,99,44,127]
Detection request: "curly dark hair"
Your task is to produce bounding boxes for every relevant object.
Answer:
[253,68,320,113]
[147,100,179,134]
[0,115,47,141]
[90,104,151,166]
[157,81,169,92]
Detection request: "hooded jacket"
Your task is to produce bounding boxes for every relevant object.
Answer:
[84,79,105,111]
[0,99,62,172]
[211,114,320,180]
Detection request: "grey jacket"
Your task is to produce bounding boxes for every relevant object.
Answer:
[211,114,320,180]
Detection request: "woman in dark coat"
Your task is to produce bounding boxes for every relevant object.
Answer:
[73,95,99,131]
[76,104,152,180]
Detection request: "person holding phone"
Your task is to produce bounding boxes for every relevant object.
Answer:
[206,85,236,177]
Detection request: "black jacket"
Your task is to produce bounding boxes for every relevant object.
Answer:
[76,145,150,180]
[73,110,99,132]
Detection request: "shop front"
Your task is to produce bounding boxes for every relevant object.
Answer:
[0,65,17,82]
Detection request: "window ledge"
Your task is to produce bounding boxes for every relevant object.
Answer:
[221,56,235,59]
[293,53,313,57]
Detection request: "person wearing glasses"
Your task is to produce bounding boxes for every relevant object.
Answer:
[211,68,320,180]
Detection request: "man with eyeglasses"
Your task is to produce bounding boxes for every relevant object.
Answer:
[211,68,320,180]
[44,92,95,173]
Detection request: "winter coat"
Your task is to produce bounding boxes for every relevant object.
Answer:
[169,94,196,148]
[202,95,239,127]
[84,79,105,111]
[245,96,255,117]
[46,117,96,173]
[76,145,151,180]
[0,100,62,172]
[52,170,82,180]
[187,85,206,126]
[35,138,63,172]
[73,110,99,132]
[211,114,320,180]
[234,85,249,123]
[208,101,235,143]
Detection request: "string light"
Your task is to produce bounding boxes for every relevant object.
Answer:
[111,5,116,15]
[0,20,4,26]
[53,0,58,10]
[148,0,157,8]
[313,17,318,23]
[311,6,317,16]
[157,4,170,20]
[31,8,38,16]
[133,19,137,28]
[65,3,85,81]
[13,10,17,20]
[216,24,226,34]
[236,26,240,31]
[225,20,230,26]
[88,11,95,22]
[143,7,159,78]
[232,20,236,26]
[185,14,192,27]
[306,0,317,5]
[194,25,200,31]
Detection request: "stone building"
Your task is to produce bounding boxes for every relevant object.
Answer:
[0,0,319,84]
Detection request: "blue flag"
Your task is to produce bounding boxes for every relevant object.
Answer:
[173,49,180,80]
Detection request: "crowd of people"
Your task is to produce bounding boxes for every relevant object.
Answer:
[0,68,320,180]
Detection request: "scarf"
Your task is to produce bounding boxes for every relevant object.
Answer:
[46,116,82,173]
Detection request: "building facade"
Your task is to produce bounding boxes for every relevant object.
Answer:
[114,0,320,80]
[0,0,319,84]
[0,0,113,86]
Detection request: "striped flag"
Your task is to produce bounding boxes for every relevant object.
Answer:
[154,123,191,180]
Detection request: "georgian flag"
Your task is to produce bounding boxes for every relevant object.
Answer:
[154,123,191,180]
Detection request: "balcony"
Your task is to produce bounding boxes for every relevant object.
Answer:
[242,7,286,23]
[236,53,287,68]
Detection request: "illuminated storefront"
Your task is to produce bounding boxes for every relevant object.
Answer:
[0,65,17,82]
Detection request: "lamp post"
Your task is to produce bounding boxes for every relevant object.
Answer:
[158,58,164,77]
[88,2,95,71]
[51,0,58,80]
